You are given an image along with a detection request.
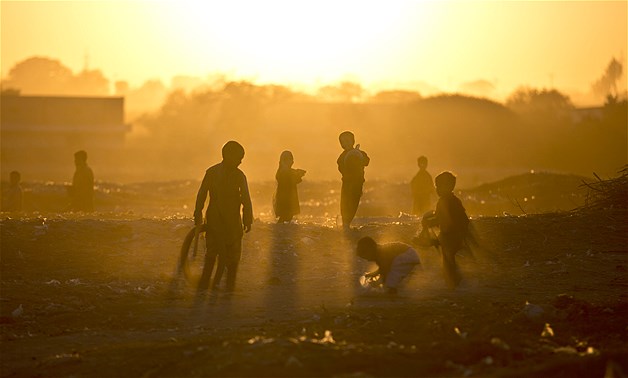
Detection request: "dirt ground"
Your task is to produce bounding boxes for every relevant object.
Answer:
[1,205,626,377]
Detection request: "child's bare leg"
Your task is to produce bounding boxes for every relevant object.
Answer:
[211,255,226,290]
[197,252,217,293]
[224,241,242,292]
[442,248,461,289]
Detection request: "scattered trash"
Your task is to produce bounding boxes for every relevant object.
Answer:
[490,337,510,350]
[247,336,275,345]
[454,327,467,339]
[541,323,554,337]
[523,302,544,320]
[319,330,335,344]
[285,355,303,368]
[11,304,23,318]
[300,237,315,246]
[553,346,577,354]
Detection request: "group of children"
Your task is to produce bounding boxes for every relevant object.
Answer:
[1,150,94,213]
[193,132,470,296]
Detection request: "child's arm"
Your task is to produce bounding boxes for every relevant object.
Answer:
[194,171,210,226]
[421,210,438,228]
[240,174,253,233]
[365,267,380,278]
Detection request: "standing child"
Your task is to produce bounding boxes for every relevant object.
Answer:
[356,236,421,294]
[194,141,253,293]
[410,155,435,215]
[69,150,94,212]
[421,171,469,289]
[274,150,306,223]
[337,131,370,230]
[2,171,23,212]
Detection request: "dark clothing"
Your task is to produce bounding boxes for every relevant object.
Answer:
[274,167,303,220]
[2,184,23,212]
[337,148,370,227]
[198,235,242,292]
[194,162,253,243]
[434,192,469,288]
[411,169,434,215]
[337,148,370,183]
[71,163,94,212]
[435,192,469,244]
[194,162,252,291]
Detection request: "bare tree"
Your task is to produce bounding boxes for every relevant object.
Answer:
[592,58,623,99]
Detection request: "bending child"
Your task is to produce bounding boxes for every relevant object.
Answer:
[356,236,420,294]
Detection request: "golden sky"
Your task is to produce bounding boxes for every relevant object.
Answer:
[1,0,626,101]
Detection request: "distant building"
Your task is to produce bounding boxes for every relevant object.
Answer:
[1,95,131,181]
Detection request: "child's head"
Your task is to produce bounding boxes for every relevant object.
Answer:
[9,171,21,185]
[417,156,428,169]
[74,150,88,165]
[434,171,456,196]
[339,131,355,150]
[279,150,294,168]
[356,236,378,261]
[222,141,245,169]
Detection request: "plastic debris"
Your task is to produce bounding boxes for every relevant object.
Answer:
[319,330,335,344]
[11,304,23,318]
[490,337,510,350]
[523,302,544,319]
[285,355,303,368]
[541,323,554,337]
[454,327,467,339]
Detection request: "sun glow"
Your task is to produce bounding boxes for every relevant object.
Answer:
[150,1,429,87]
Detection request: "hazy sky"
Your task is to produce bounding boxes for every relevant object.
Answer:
[1,0,626,101]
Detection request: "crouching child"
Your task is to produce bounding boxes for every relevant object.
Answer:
[356,236,421,294]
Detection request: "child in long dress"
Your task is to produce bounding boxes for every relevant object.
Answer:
[274,150,306,223]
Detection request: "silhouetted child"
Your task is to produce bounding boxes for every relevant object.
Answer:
[357,236,420,294]
[421,171,469,289]
[69,150,94,212]
[337,131,370,230]
[274,150,306,223]
[194,141,253,293]
[2,171,23,212]
[410,156,435,215]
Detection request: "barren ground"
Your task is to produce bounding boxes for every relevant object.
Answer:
[1,177,627,377]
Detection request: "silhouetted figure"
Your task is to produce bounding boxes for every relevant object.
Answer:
[337,131,370,230]
[421,171,469,289]
[2,171,23,212]
[411,156,435,215]
[194,141,253,294]
[357,236,421,295]
[273,150,306,223]
[69,150,94,212]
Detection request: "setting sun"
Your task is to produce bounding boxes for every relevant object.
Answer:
[149,1,426,87]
